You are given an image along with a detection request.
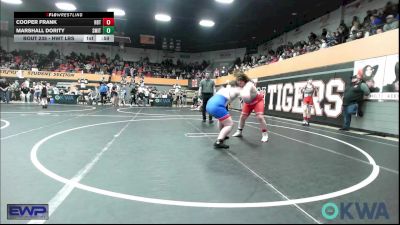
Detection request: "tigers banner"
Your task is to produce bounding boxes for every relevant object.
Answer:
[256,63,353,126]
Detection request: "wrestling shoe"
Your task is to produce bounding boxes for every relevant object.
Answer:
[232,130,243,137]
[261,132,269,142]
[214,140,229,149]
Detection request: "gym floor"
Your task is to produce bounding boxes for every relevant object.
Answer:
[1,104,398,224]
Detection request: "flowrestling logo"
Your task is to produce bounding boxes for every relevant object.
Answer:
[321,202,389,220]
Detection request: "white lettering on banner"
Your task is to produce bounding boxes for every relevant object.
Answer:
[261,87,267,105]
[324,79,345,118]
[275,83,283,111]
[282,83,293,112]
[293,82,305,114]
[368,92,399,100]
[268,84,277,110]
[259,77,346,119]
[311,80,325,116]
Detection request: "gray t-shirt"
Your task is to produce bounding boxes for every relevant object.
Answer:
[199,79,215,94]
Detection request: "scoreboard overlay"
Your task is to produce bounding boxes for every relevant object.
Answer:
[14,12,114,42]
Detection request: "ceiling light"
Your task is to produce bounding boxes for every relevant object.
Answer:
[292,12,297,16]
[1,0,23,4]
[215,0,234,4]
[107,8,125,17]
[155,14,171,22]
[199,19,215,27]
[55,2,76,11]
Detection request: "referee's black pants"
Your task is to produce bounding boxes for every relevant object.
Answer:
[202,93,213,121]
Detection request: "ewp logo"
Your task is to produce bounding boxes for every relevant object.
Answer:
[7,204,48,220]
[321,202,389,220]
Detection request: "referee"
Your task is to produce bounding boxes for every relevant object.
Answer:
[198,73,216,123]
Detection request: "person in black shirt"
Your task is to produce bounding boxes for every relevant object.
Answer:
[29,86,35,102]
[21,84,30,103]
[130,85,138,106]
[0,79,10,103]
[182,91,187,107]
[40,82,48,109]
[339,75,371,131]
[111,84,119,107]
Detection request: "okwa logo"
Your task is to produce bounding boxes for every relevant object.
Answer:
[321,202,390,220]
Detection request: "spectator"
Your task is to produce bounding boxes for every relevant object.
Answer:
[99,82,108,105]
[20,83,30,103]
[339,75,372,131]
[308,32,318,44]
[326,32,338,47]
[9,80,19,101]
[0,79,11,103]
[363,10,373,27]
[370,14,385,34]
[182,90,187,107]
[383,1,399,19]
[321,28,328,39]
[355,29,365,40]
[349,20,362,41]
[0,79,10,103]
[52,85,59,95]
[130,84,138,106]
[40,82,48,109]
[320,39,328,48]
[352,16,360,26]
[258,55,267,64]
[383,14,399,32]
[110,83,119,107]
[337,21,349,43]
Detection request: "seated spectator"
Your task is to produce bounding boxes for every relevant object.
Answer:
[382,1,399,19]
[349,20,362,41]
[354,29,365,40]
[258,55,267,64]
[320,39,328,48]
[383,14,399,32]
[337,23,349,43]
[326,32,338,47]
[352,16,360,27]
[370,14,385,35]
[363,10,372,27]
[321,28,328,39]
[308,32,318,44]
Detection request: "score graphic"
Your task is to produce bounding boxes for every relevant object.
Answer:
[14,12,115,43]
[102,17,114,35]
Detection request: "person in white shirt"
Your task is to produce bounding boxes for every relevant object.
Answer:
[34,82,42,104]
